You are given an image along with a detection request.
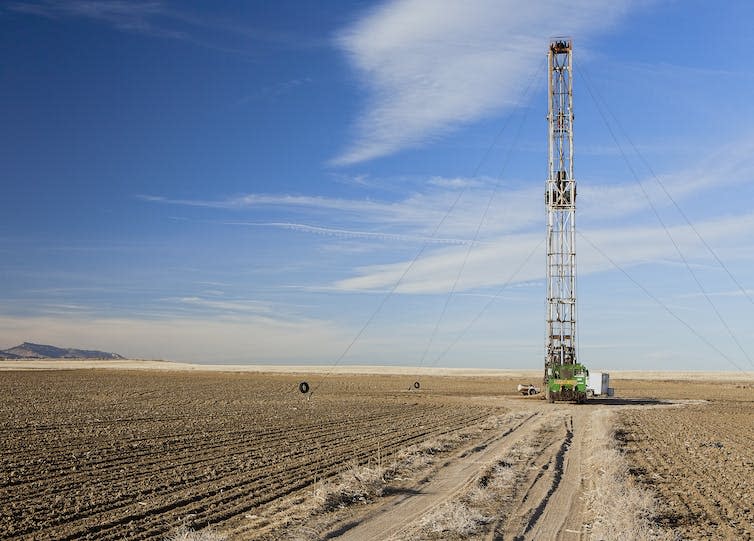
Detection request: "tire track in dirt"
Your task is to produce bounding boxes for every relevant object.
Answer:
[327,405,608,541]
[201,411,503,540]
[319,412,540,541]
[475,408,571,541]
[512,414,574,540]
[514,409,590,541]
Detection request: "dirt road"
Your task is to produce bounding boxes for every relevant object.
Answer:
[331,411,539,540]
[323,400,626,541]
[323,387,754,541]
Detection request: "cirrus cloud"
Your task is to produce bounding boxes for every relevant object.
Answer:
[332,0,636,165]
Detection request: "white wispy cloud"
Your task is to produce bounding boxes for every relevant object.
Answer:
[169,296,274,315]
[332,212,754,294]
[140,182,540,238]
[332,0,635,165]
[428,177,484,189]
[223,222,477,245]
[140,134,754,298]
[140,193,388,212]
[579,136,754,221]
[142,132,754,239]
[679,289,754,300]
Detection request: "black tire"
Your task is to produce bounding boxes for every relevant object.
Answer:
[413,381,420,389]
[528,387,536,396]
[299,381,310,394]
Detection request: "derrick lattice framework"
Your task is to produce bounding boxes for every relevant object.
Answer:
[544,39,577,380]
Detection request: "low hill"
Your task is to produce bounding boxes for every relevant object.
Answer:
[0,342,124,360]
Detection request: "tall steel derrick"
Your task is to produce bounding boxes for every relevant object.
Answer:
[544,39,577,381]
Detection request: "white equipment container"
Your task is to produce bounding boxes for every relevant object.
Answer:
[587,371,612,397]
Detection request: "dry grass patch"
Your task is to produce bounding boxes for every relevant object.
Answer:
[165,525,227,541]
[407,415,554,540]
[417,501,491,538]
[309,412,522,514]
[312,463,388,511]
[584,409,673,541]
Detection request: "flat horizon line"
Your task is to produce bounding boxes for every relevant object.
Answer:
[1,359,753,381]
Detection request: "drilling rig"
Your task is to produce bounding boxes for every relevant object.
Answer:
[544,38,588,403]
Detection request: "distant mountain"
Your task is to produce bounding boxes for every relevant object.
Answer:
[0,342,125,360]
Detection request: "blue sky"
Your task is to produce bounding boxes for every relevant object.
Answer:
[2,1,754,371]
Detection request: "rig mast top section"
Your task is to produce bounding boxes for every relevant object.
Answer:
[545,38,578,380]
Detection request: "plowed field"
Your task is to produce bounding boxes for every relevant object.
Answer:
[1,367,752,540]
[615,381,754,540]
[0,370,506,540]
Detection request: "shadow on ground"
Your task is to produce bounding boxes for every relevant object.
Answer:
[582,397,668,406]
[515,396,671,406]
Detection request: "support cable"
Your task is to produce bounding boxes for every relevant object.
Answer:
[580,70,754,309]
[577,68,754,371]
[308,190,464,398]
[416,67,541,372]
[430,238,544,367]
[308,60,545,398]
[578,232,749,374]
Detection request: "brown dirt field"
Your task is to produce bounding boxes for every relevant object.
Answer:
[0,370,511,540]
[615,379,754,540]
[1,368,752,540]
